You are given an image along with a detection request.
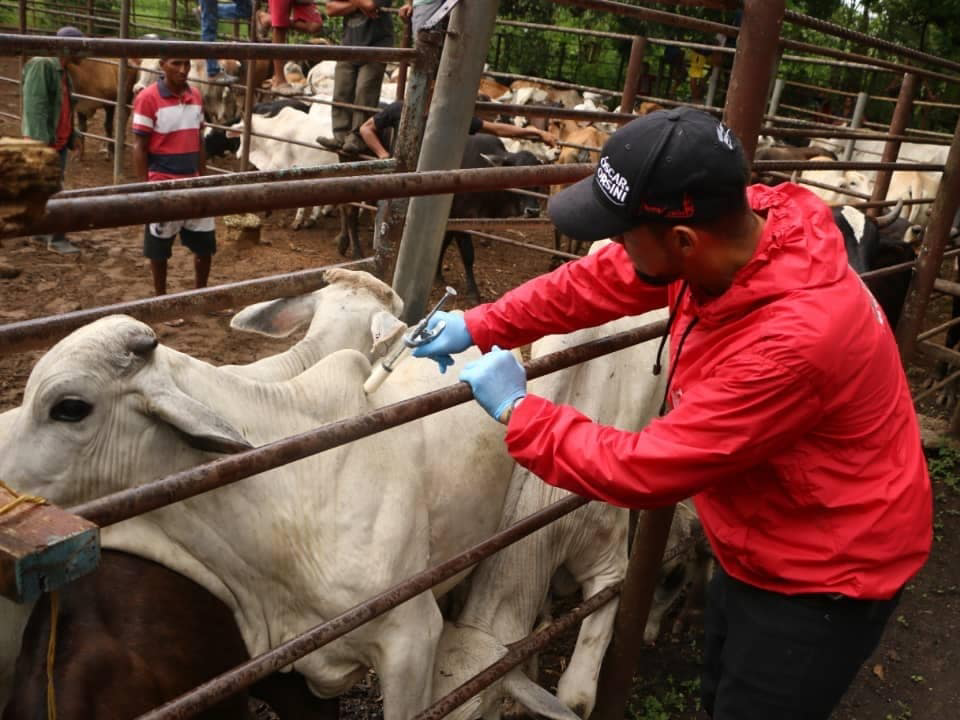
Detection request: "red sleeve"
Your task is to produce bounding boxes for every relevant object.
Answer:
[504,351,822,508]
[132,89,156,136]
[465,241,669,351]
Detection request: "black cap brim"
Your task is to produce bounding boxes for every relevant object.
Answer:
[547,175,636,243]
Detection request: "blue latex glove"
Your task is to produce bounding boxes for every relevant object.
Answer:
[411,311,474,374]
[460,346,527,422]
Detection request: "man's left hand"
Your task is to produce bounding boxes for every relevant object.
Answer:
[460,346,527,423]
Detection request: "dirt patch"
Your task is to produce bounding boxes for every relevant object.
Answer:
[2,55,959,720]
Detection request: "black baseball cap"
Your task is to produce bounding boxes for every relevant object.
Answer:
[548,107,749,242]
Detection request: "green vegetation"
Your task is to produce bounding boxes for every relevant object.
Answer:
[4,1,959,132]
[928,445,960,492]
[627,675,701,720]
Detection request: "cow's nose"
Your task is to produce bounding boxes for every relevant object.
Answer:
[524,206,541,218]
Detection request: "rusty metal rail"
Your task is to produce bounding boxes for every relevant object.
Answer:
[56,159,397,199]
[71,318,667,528]
[460,228,581,261]
[0,33,416,63]
[136,494,592,720]
[8,163,595,239]
[414,584,621,720]
[0,259,372,355]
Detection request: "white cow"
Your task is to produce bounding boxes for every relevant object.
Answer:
[886,170,941,225]
[794,156,873,206]
[431,241,671,720]
[0,312,517,720]
[229,103,339,229]
[0,268,405,712]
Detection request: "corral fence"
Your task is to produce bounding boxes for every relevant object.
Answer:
[1,2,960,720]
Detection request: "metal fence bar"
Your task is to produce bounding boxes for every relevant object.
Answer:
[784,9,960,76]
[9,163,595,240]
[136,494,592,720]
[71,319,667,528]
[459,228,581,261]
[414,585,621,720]
[0,259,373,355]
[56,159,397,198]
[0,33,417,62]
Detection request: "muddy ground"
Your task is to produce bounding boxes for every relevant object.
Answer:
[2,55,960,720]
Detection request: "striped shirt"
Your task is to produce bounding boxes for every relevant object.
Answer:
[132,78,204,181]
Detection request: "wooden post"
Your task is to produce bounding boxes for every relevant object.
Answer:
[0,138,62,238]
[113,0,131,184]
[0,482,100,603]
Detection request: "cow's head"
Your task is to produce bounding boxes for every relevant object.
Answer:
[0,316,250,508]
[482,149,546,217]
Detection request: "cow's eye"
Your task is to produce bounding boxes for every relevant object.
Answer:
[661,563,687,591]
[50,398,93,423]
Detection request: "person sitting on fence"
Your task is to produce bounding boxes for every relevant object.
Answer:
[132,54,217,322]
[411,107,932,720]
[355,99,557,159]
[260,0,326,92]
[21,26,85,254]
[198,0,252,84]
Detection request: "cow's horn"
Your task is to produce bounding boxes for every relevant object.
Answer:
[876,198,905,228]
[128,332,159,356]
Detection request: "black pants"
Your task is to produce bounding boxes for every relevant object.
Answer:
[702,567,901,719]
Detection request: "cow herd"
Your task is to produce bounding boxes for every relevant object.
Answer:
[0,259,711,719]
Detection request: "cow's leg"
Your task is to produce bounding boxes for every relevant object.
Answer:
[76,112,88,159]
[103,106,116,158]
[292,207,306,231]
[336,205,350,256]
[555,573,621,719]
[304,205,321,229]
[452,232,481,302]
[348,205,363,259]
[371,593,443,720]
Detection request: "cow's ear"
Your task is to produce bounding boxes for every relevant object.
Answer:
[502,670,581,720]
[230,293,319,337]
[146,387,253,454]
[480,152,507,167]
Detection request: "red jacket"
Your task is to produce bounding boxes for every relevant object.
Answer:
[465,183,931,600]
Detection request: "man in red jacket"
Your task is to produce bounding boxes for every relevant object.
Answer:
[412,107,932,719]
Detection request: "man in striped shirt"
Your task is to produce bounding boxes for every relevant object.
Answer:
[132,55,217,315]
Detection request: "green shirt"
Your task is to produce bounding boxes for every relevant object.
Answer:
[21,57,74,147]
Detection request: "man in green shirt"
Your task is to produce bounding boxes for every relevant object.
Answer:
[21,26,83,253]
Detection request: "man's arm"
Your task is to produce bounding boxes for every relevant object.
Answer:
[326,0,377,17]
[465,241,669,351]
[480,120,558,146]
[132,134,149,182]
[358,116,390,158]
[506,350,822,508]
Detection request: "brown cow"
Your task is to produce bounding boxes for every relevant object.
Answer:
[478,75,510,100]
[552,126,610,260]
[66,57,139,159]
[3,550,338,720]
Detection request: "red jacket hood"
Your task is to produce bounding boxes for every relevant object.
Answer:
[688,183,849,325]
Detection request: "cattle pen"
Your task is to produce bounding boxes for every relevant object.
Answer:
[2,1,960,719]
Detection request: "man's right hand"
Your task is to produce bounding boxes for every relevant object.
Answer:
[411,311,474,373]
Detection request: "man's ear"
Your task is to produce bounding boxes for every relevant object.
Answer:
[671,225,697,255]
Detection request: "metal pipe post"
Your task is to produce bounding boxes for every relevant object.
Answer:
[391,0,501,323]
[592,506,677,720]
[112,0,130,184]
[619,35,646,114]
[86,0,94,34]
[867,73,916,218]
[238,4,257,172]
[395,10,412,104]
[705,61,721,108]
[842,91,869,161]
[895,112,960,365]
[723,0,785,162]
[17,0,25,119]
[372,28,443,279]
[764,77,784,128]
[169,0,176,32]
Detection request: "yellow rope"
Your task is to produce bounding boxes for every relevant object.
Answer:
[47,590,59,720]
[0,479,55,720]
[0,479,47,516]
